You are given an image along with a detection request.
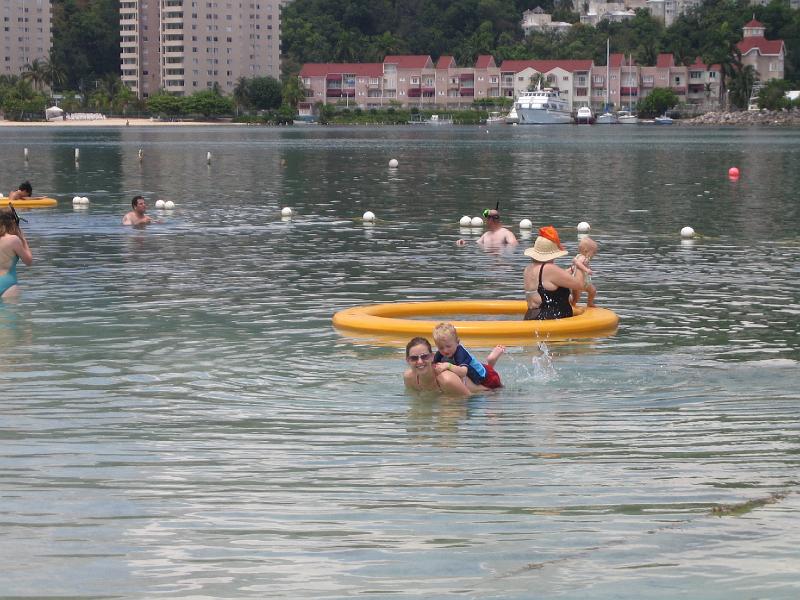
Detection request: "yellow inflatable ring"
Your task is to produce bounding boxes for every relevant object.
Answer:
[0,197,58,208]
[333,300,619,343]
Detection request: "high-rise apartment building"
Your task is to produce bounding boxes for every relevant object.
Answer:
[121,0,285,98]
[1,0,52,76]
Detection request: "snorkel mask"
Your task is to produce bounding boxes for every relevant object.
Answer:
[8,203,27,226]
[482,201,500,219]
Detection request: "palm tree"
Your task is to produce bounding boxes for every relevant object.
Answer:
[41,53,66,91]
[21,58,48,92]
[281,76,306,111]
[728,65,757,110]
[233,76,249,115]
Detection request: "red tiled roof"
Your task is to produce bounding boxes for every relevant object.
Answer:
[499,59,593,73]
[384,55,433,69]
[737,37,785,56]
[609,53,622,68]
[656,53,675,68]
[300,63,383,77]
[475,55,496,69]
[744,18,763,28]
[436,55,455,69]
[687,57,721,71]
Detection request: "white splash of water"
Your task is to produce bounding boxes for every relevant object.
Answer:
[531,341,557,381]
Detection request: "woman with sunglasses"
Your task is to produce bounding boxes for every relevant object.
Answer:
[404,337,471,396]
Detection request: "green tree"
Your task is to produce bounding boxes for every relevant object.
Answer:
[727,64,757,110]
[21,59,48,92]
[147,92,185,118]
[757,79,791,110]
[281,76,307,110]
[233,76,250,114]
[638,87,678,118]
[247,76,282,110]
[184,90,233,118]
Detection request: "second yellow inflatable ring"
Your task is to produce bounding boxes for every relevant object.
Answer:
[333,300,618,342]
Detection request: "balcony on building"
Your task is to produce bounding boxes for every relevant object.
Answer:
[460,88,474,96]
[688,84,705,94]
[592,76,605,88]
[641,77,655,88]
[407,87,421,98]
[620,87,638,96]
[671,86,686,95]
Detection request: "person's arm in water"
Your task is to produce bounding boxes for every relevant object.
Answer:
[12,226,32,265]
[434,361,467,378]
[548,263,584,294]
[437,370,471,396]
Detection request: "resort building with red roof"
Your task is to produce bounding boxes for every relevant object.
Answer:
[737,19,785,82]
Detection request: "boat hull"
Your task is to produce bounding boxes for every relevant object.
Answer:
[596,113,619,125]
[517,108,572,125]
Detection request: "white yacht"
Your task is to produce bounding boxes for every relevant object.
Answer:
[515,87,572,124]
[575,106,594,124]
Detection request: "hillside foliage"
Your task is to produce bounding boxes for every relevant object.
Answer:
[282,0,800,84]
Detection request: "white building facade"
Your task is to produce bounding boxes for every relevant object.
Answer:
[1,0,52,77]
[120,0,285,98]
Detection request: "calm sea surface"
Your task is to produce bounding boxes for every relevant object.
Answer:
[0,124,799,599]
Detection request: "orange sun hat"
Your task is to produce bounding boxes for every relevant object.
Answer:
[538,225,564,249]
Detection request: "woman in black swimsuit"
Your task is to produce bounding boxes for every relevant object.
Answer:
[523,226,583,320]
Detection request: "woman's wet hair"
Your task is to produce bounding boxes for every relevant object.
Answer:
[0,208,17,236]
[405,337,431,357]
[19,181,32,194]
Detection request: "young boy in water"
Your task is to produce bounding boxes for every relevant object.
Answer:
[570,236,598,308]
[432,322,504,390]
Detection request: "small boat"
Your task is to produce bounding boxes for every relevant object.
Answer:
[428,114,453,125]
[655,114,674,125]
[595,40,618,125]
[0,197,58,208]
[504,106,519,124]
[575,106,594,124]
[485,111,506,124]
[617,109,639,125]
[596,111,619,125]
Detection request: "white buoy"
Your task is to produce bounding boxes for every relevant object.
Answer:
[74,148,80,161]
[362,211,376,222]
[577,221,591,233]
[155,199,166,209]
[680,226,695,239]
[164,200,175,210]
[281,207,293,217]
[24,148,28,160]
[471,216,483,227]
[79,196,90,205]
[519,218,533,229]
[206,151,212,164]
[459,215,472,227]
[388,158,398,168]
[72,196,81,205]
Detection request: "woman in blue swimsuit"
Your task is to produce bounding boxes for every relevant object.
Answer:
[523,226,582,320]
[0,208,33,300]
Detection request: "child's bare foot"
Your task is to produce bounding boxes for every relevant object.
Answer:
[487,344,506,366]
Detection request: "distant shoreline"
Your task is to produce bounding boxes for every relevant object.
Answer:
[0,117,239,127]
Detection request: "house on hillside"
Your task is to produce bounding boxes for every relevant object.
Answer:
[737,19,785,83]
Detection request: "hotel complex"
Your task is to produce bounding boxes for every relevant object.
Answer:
[299,19,785,114]
[119,0,285,98]
[299,54,722,114]
[0,0,52,76]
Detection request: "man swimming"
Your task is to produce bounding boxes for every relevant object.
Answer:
[122,195,153,226]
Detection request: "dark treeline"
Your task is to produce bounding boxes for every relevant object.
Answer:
[282,0,800,84]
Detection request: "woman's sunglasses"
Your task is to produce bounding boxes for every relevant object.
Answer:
[407,352,432,362]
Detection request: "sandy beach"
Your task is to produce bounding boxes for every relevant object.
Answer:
[0,117,238,127]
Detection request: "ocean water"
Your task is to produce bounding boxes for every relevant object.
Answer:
[0,124,798,598]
